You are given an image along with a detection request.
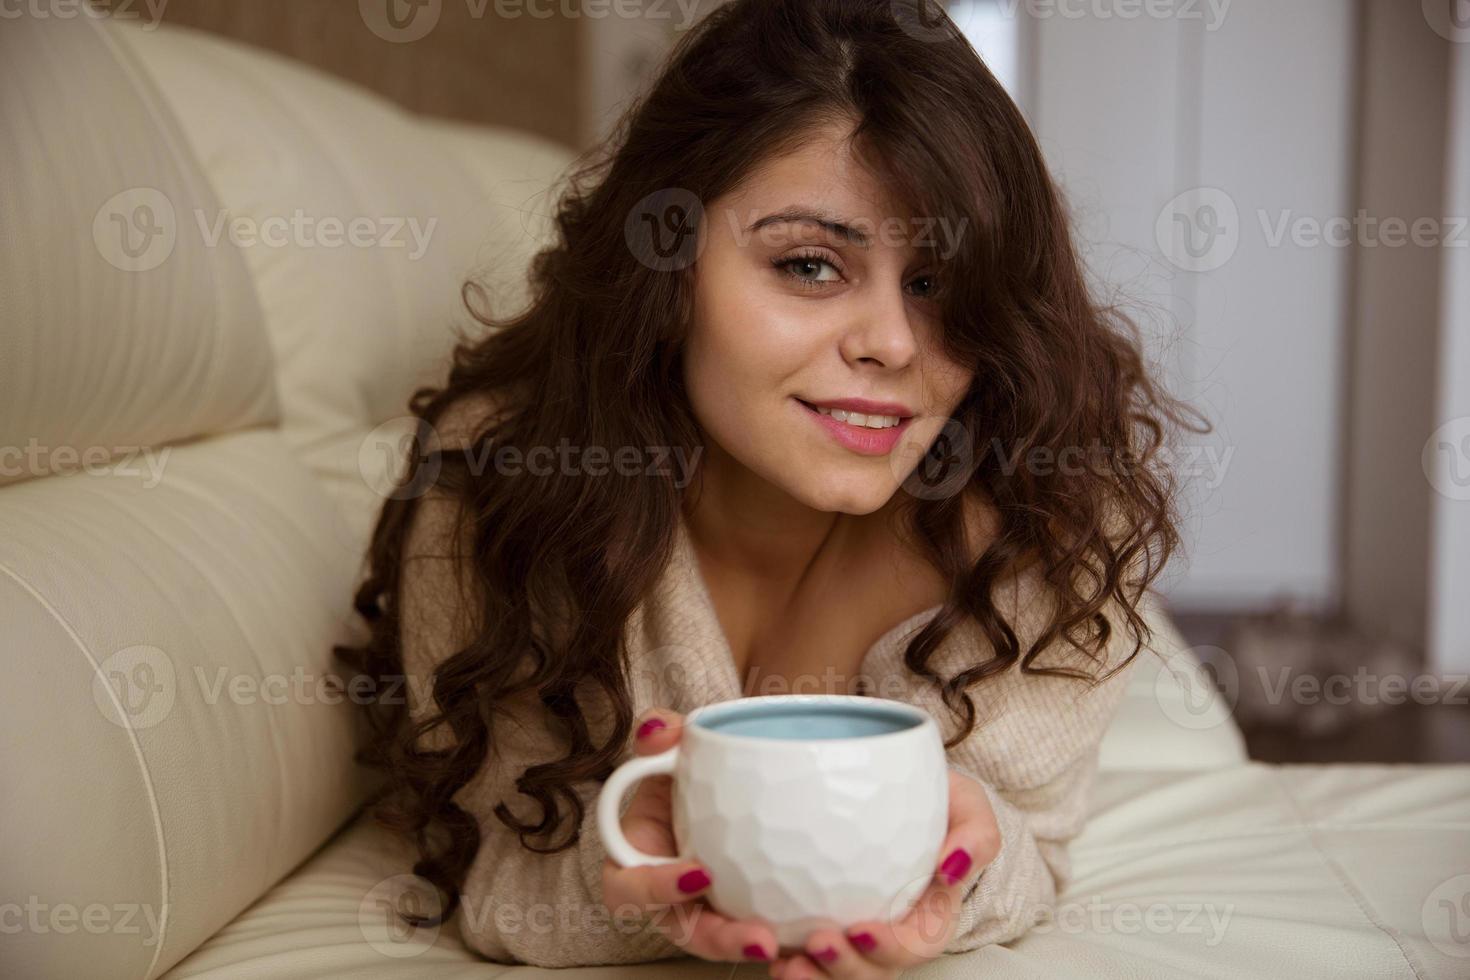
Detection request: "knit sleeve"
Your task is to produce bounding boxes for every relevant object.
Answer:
[863,578,1146,954]
[944,595,1144,953]
[396,446,688,967]
[941,739,1109,951]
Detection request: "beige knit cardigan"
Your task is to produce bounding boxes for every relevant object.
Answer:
[399,492,1148,968]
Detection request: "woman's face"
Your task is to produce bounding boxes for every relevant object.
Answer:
[683,119,975,516]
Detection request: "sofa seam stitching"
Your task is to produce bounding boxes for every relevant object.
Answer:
[0,557,172,971]
[1267,766,1427,980]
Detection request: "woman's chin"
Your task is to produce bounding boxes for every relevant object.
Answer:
[787,476,903,517]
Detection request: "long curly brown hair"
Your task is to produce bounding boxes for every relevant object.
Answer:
[334,0,1204,930]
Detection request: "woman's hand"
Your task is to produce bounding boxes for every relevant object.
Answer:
[600,708,782,965]
[768,767,1000,979]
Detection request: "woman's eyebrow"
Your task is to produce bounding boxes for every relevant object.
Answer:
[745,207,870,246]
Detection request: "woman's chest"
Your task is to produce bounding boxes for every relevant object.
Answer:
[734,611,878,698]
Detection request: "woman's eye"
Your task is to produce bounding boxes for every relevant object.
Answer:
[906,274,938,297]
[779,256,841,284]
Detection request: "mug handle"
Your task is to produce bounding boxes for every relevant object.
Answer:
[597,746,683,868]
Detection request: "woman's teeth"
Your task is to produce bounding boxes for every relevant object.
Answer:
[812,405,902,429]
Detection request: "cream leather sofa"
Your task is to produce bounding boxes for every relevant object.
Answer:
[2,10,1467,980]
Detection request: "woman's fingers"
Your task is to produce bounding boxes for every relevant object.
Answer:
[780,926,892,979]
[832,769,1002,967]
[631,707,685,755]
[931,767,1000,899]
[606,856,715,908]
[689,906,782,964]
[620,707,688,850]
[646,894,780,964]
[599,858,717,953]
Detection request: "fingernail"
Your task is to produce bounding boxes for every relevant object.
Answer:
[811,945,838,963]
[743,943,772,961]
[677,868,710,893]
[848,931,876,952]
[636,717,666,739]
[939,847,973,885]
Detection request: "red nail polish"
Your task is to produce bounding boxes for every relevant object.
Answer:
[939,847,973,885]
[849,931,876,952]
[812,945,838,963]
[636,717,666,739]
[743,943,771,961]
[677,868,710,893]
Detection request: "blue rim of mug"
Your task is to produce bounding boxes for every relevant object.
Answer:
[685,693,933,745]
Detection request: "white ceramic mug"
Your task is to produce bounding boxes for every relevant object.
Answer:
[597,693,949,949]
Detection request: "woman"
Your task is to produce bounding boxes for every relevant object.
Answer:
[336,0,1198,976]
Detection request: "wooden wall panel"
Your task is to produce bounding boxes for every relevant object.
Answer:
[115,0,582,148]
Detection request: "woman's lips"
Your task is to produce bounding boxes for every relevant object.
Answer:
[795,398,913,456]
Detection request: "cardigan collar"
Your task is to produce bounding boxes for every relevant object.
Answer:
[644,510,951,704]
